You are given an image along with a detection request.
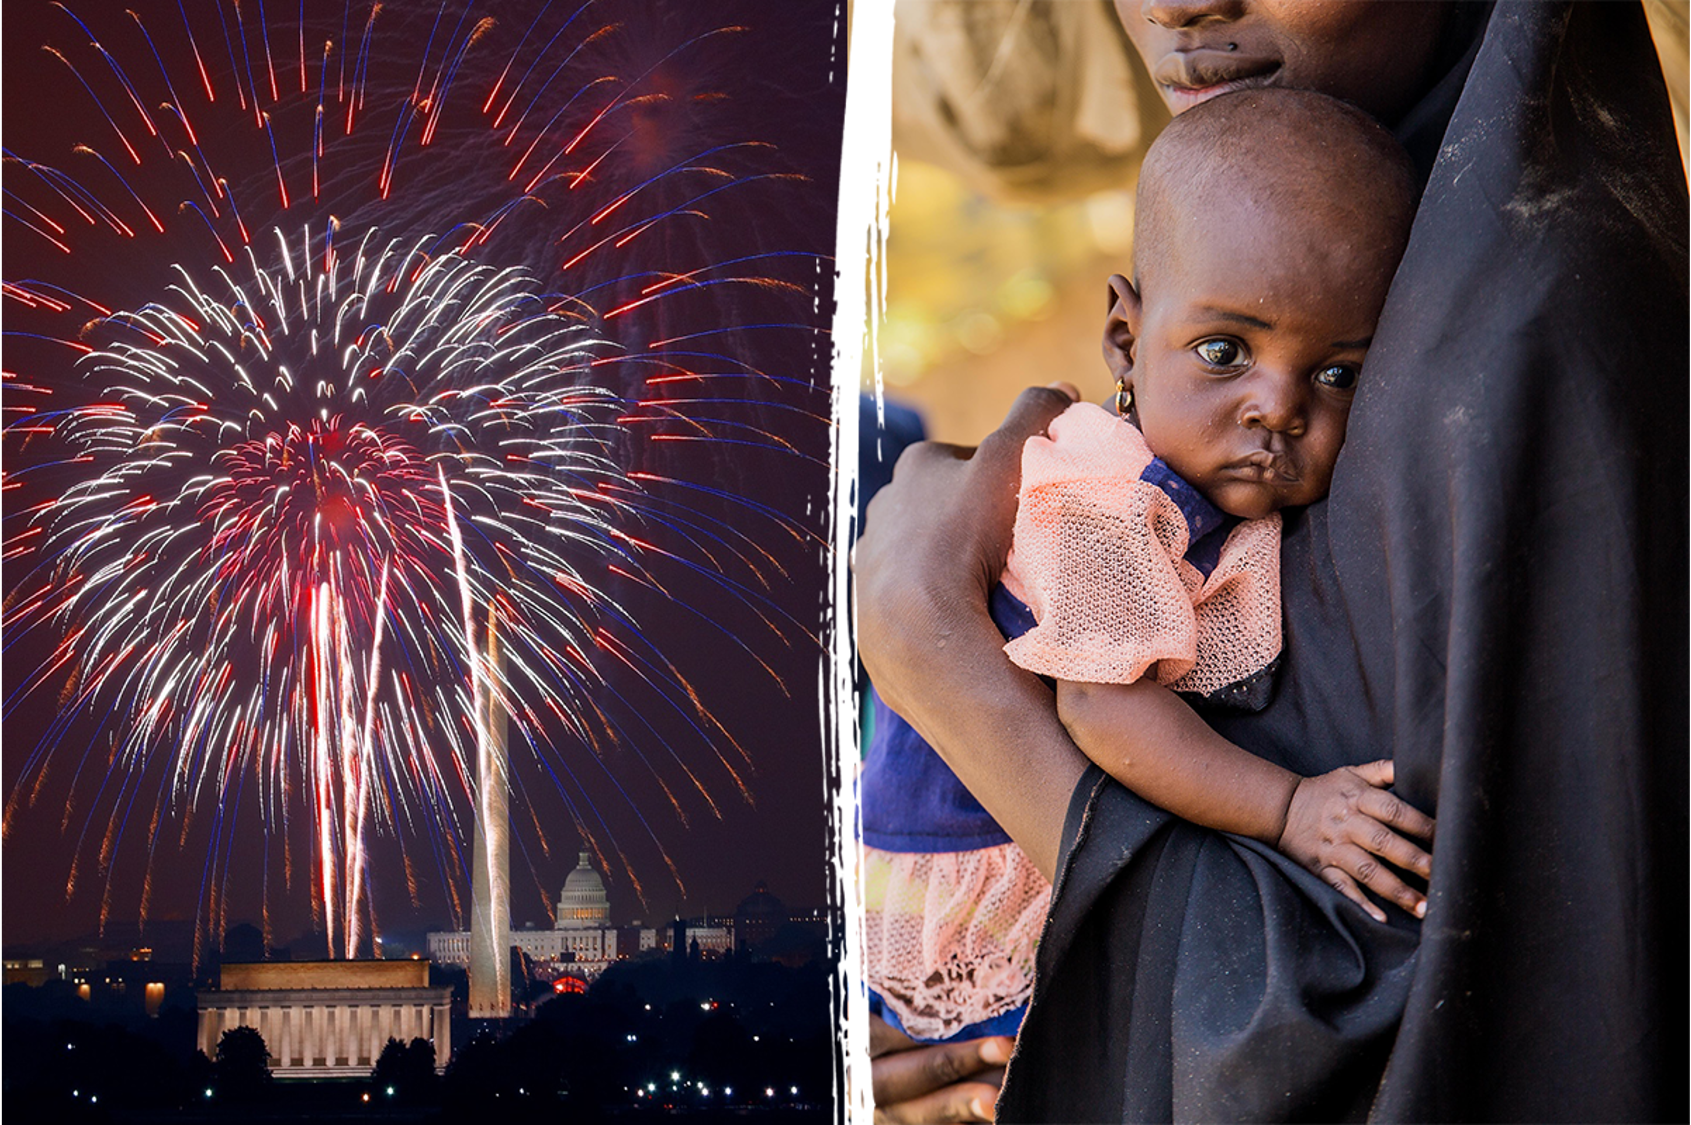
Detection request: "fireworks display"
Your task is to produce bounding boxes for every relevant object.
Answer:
[3,1,839,960]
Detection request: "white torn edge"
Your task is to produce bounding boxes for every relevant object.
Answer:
[828,2,894,1121]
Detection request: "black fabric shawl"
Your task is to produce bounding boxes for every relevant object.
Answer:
[997,4,1688,1122]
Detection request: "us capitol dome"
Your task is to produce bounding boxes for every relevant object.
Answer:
[556,851,611,928]
[427,850,628,983]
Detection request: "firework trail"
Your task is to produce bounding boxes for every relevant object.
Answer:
[2,1,832,960]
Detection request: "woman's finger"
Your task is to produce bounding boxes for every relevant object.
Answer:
[872,1034,1013,1108]
[1350,759,1393,788]
[869,1012,917,1058]
[892,437,975,476]
[1352,814,1433,881]
[974,385,1077,467]
[1332,842,1426,918]
[1320,865,1387,924]
[874,1076,1004,1124]
[1357,781,1436,843]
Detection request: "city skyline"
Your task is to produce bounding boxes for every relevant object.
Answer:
[2,0,844,965]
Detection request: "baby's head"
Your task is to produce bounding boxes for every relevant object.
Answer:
[1108,88,1416,519]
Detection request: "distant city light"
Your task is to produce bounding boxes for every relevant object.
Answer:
[766,1087,775,1098]
[671,1071,680,1082]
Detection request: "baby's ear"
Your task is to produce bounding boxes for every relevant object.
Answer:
[1102,274,1142,387]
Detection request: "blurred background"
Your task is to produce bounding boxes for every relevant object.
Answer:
[864,0,1689,449]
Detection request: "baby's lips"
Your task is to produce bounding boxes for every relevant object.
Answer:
[1227,451,1299,484]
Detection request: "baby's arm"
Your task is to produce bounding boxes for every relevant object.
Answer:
[1055,678,1434,921]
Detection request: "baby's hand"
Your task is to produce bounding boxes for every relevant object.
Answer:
[1277,760,1434,923]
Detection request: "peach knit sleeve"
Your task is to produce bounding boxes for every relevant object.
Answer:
[1002,403,1200,685]
[1001,401,1281,693]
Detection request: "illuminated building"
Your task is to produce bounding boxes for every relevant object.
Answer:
[196,960,450,1078]
[428,852,630,981]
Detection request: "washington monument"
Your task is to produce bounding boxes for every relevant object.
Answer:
[467,616,510,1017]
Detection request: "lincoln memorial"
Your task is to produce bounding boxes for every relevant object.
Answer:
[197,960,452,1078]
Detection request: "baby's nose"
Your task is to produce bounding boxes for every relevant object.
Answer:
[1238,371,1307,435]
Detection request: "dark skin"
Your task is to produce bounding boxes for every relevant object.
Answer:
[869,1018,1011,1125]
[859,386,1083,1123]
[1120,197,1361,521]
[860,384,1089,882]
[867,176,1432,914]
[1119,0,1451,123]
[1075,178,1433,921]
[861,4,1455,1119]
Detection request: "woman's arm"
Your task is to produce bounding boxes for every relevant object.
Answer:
[855,386,1085,880]
[1056,677,1435,920]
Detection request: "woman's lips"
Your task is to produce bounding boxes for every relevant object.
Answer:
[1153,51,1281,110]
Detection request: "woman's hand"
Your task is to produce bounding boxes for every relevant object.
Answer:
[870,1013,1013,1123]
[1277,759,1435,922]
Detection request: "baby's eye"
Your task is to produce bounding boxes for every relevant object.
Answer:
[1314,363,1359,390]
[1195,338,1246,368]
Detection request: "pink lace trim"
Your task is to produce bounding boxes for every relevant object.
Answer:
[863,843,1051,1041]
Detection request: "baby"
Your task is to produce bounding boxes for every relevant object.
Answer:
[862,88,1433,1044]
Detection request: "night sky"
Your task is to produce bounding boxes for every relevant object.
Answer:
[2,1,845,957]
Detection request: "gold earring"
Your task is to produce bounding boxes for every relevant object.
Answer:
[1114,379,1133,417]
